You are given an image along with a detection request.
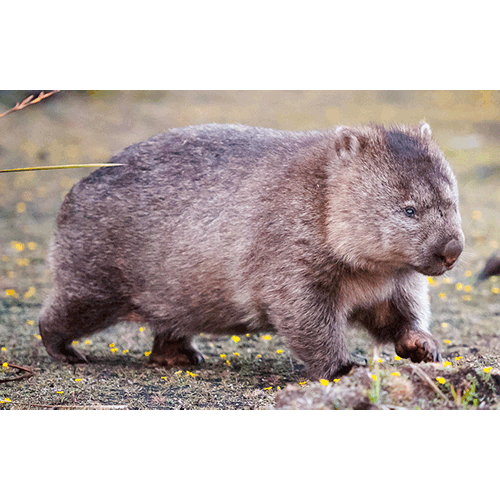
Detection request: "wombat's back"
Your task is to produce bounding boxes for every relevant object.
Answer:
[54,124,326,263]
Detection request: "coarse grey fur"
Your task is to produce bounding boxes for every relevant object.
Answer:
[39,122,465,380]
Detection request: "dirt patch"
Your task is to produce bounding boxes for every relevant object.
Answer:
[274,364,500,410]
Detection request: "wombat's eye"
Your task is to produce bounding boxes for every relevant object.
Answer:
[404,206,416,217]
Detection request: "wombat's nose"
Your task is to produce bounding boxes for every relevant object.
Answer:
[438,239,463,268]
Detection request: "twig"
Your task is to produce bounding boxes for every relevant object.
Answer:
[0,90,60,118]
[411,365,451,405]
[0,363,34,384]
[22,404,128,410]
[0,163,124,174]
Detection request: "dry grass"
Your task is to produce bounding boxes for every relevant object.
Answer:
[0,90,60,119]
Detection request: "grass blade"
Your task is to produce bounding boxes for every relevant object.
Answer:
[0,163,124,173]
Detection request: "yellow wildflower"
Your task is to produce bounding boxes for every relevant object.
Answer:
[256,354,262,358]
[161,376,168,380]
[394,355,402,361]
[231,335,240,343]
[441,322,449,329]
[144,351,151,357]
[246,333,251,337]
[320,379,329,386]
[2,362,8,368]
[443,277,452,283]
[484,367,492,374]
[439,292,446,299]
[276,349,284,354]
[264,386,272,391]
[140,327,145,332]
[391,372,401,377]
[299,381,307,385]
[110,348,118,353]
[464,285,472,292]
[72,340,79,345]
[174,370,182,375]
[74,378,82,382]
[455,356,463,361]
[378,358,383,363]
[220,353,227,359]
[464,270,472,278]
[443,339,451,344]
[492,287,499,294]
[186,371,198,378]
[333,379,340,383]
[34,334,41,339]
[11,241,24,251]
[226,360,231,365]
[233,352,240,356]
[109,343,115,348]
[56,391,64,394]
[261,334,272,340]
[436,377,446,384]
[371,374,377,381]
[456,283,463,291]
[1,347,6,351]
[85,340,91,345]
[27,319,34,325]
[122,349,129,354]
[24,286,36,298]
[5,289,16,297]
[443,361,452,367]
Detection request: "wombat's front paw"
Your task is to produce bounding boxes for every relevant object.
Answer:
[395,330,442,363]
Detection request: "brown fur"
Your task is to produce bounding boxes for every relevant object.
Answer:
[39,122,464,379]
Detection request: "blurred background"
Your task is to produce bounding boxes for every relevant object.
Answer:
[0,89,499,303]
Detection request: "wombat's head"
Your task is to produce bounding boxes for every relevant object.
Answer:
[326,122,464,276]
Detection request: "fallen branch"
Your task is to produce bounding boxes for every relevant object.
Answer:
[0,363,34,384]
[0,90,60,118]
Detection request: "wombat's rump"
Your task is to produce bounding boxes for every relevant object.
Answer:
[39,123,464,380]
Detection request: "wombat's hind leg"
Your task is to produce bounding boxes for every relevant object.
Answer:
[39,316,88,364]
[149,333,204,368]
[39,293,124,363]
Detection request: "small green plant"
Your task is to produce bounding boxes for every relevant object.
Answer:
[448,382,477,409]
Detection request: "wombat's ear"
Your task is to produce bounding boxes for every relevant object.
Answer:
[419,121,432,140]
[335,126,361,157]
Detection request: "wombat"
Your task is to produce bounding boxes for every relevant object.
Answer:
[477,251,500,281]
[39,122,465,380]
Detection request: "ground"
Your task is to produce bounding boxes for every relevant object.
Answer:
[0,90,499,410]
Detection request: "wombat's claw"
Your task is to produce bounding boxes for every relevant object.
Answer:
[395,330,441,363]
[52,345,88,364]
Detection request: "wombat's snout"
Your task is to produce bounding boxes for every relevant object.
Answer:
[435,238,463,269]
